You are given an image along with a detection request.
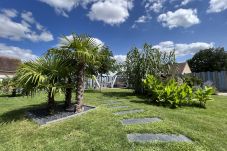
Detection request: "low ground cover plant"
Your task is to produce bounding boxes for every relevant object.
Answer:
[143,75,214,108]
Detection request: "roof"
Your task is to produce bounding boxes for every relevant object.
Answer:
[0,56,21,73]
[171,62,191,74]
[176,62,187,74]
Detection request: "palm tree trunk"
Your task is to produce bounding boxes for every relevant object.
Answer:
[65,77,73,110]
[47,90,55,114]
[75,64,85,113]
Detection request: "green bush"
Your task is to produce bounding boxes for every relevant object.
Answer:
[194,86,214,108]
[143,75,213,108]
[182,74,203,87]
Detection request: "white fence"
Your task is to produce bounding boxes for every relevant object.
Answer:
[192,71,227,92]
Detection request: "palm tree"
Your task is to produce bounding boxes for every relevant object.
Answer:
[62,34,100,112]
[15,55,64,113]
[46,48,76,111]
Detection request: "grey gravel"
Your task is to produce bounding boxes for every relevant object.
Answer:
[127,133,192,143]
[114,109,144,115]
[27,105,95,125]
[121,117,161,125]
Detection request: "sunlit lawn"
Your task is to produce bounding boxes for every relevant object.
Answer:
[0,89,226,151]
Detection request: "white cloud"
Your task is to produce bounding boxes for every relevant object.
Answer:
[181,0,193,6]
[153,41,214,56]
[88,0,133,25]
[1,9,18,18]
[0,43,37,61]
[37,0,99,17]
[143,0,165,13]
[57,35,104,48]
[132,15,152,28]
[0,9,53,42]
[157,8,200,29]
[135,15,152,23]
[38,0,133,25]
[207,0,227,13]
[38,0,76,17]
[114,55,126,63]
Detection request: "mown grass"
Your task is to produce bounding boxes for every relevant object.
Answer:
[0,89,226,151]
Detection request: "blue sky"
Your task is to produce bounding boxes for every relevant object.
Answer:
[0,0,227,62]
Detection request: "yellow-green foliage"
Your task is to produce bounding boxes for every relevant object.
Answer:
[143,75,213,108]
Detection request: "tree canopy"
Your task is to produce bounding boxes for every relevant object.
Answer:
[125,43,176,94]
[187,48,227,72]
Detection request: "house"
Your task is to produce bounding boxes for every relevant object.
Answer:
[175,62,192,75]
[0,56,21,81]
[177,62,192,74]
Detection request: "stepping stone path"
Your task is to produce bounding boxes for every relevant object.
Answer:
[107,100,192,144]
[114,109,144,115]
[110,106,129,109]
[127,134,192,143]
[121,117,161,125]
[106,101,120,105]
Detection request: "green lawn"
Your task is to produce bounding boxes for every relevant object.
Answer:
[0,89,226,151]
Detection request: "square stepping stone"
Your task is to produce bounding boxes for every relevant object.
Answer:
[127,134,192,143]
[114,109,144,115]
[110,106,129,109]
[121,117,161,125]
[106,101,120,105]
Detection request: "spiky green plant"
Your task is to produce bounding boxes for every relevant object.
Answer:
[62,33,100,112]
[15,55,64,113]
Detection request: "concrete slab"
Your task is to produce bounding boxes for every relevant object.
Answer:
[114,109,144,115]
[122,117,161,125]
[127,133,192,143]
[110,106,129,109]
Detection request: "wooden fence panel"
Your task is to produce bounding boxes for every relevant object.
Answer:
[192,71,227,92]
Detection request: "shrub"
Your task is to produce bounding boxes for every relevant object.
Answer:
[143,75,162,102]
[182,74,203,87]
[194,86,214,108]
[143,74,213,108]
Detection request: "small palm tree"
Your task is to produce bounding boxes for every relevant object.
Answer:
[15,55,64,113]
[46,48,76,111]
[62,33,100,112]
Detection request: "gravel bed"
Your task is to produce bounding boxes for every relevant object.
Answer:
[27,105,95,125]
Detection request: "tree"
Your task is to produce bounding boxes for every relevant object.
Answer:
[15,55,64,113]
[0,78,17,96]
[62,34,100,113]
[125,47,142,93]
[125,43,176,94]
[188,48,227,72]
[46,48,76,111]
[97,46,116,90]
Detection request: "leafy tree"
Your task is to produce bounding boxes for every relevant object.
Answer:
[188,48,227,72]
[125,43,176,94]
[0,78,17,96]
[97,46,116,90]
[125,47,142,93]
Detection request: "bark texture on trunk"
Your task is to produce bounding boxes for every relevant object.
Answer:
[47,90,55,114]
[76,64,85,113]
[65,77,73,110]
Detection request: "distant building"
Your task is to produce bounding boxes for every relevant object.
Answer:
[175,62,192,75]
[0,56,21,81]
[176,62,192,74]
